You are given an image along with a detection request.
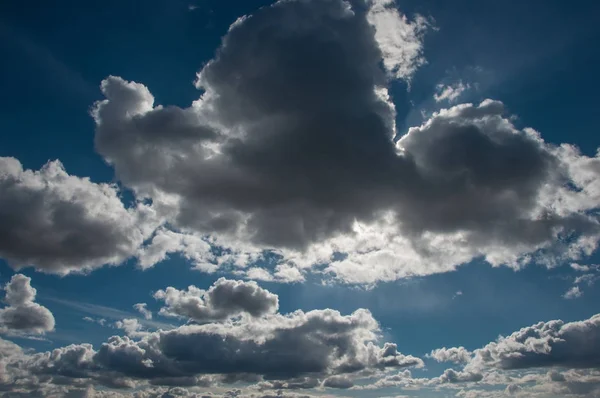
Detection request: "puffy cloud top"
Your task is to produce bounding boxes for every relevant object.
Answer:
[154,278,279,322]
[0,274,55,335]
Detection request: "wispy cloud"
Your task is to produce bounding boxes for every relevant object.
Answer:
[43,296,174,330]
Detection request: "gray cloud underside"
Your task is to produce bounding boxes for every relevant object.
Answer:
[5,310,600,396]
[1,273,599,396]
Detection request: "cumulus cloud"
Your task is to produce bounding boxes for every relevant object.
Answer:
[428,347,472,364]
[0,274,55,335]
[89,307,418,380]
[153,278,279,322]
[6,309,600,396]
[467,313,600,371]
[244,264,305,284]
[0,157,156,275]
[435,368,483,384]
[0,280,423,395]
[93,0,398,253]
[0,336,24,384]
[88,0,600,285]
[115,318,145,337]
[2,0,598,285]
[322,375,354,389]
[83,316,108,326]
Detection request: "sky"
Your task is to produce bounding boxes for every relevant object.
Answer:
[1,0,600,397]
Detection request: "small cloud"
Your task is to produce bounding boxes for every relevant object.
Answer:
[82,316,107,326]
[563,286,583,300]
[0,274,55,336]
[114,318,144,337]
[434,81,470,103]
[452,290,463,299]
[133,303,152,320]
[570,263,591,272]
[562,264,599,299]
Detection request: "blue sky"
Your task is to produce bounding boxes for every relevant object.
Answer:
[1,0,600,397]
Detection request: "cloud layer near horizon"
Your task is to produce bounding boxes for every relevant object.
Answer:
[2,276,600,397]
[0,277,425,396]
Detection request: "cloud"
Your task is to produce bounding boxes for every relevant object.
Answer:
[428,347,472,364]
[6,308,600,396]
[563,285,583,299]
[0,274,55,335]
[563,264,599,299]
[244,264,305,284]
[115,318,144,337]
[0,336,24,384]
[468,313,600,371]
[352,369,427,389]
[89,1,600,285]
[434,81,470,103]
[1,0,597,284]
[322,375,354,389]
[0,280,423,394]
[365,0,430,81]
[0,157,156,275]
[153,278,279,322]
[134,303,153,320]
[93,0,400,253]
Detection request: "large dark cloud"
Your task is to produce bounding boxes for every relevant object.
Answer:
[0,158,153,275]
[91,0,600,283]
[0,0,597,281]
[93,0,400,250]
[0,274,55,335]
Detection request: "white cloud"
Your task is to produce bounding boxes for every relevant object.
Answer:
[115,318,145,337]
[428,347,472,364]
[134,303,153,320]
[563,285,583,299]
[366,0,430,81]
[563,263,599,299]
[3,0,600,288]
[434,81,470,102]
